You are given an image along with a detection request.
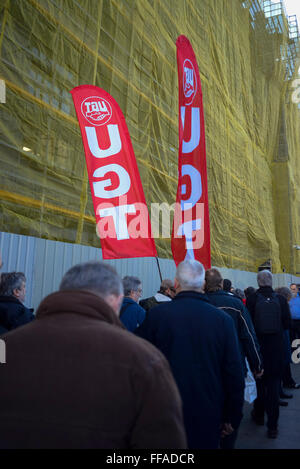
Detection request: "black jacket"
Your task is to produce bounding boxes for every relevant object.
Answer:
[135,291,245,449]
[246,287,290,377]
[0,296,34,335]
[206,290,262,376]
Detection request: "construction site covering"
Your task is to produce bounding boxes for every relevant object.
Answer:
[0,0,300,274]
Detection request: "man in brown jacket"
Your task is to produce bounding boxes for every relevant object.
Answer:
[0,261,187,449]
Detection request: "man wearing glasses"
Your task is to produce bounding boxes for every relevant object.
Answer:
[119,276,146,332]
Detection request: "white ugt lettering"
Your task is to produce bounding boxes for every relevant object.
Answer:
[181,165,202,210]
[85,125,121,158]
[181,107,200,153]
[99,205,136,240]
[93,164,131,198]
[177,219,201,259]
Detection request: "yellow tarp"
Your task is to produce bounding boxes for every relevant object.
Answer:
[0,0,299,273]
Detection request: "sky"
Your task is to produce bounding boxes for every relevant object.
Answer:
[283,0,300,26]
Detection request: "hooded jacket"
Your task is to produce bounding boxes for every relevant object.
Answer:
[0,290,187,449]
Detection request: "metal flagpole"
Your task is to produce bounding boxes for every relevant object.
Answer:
[155,257,163,283]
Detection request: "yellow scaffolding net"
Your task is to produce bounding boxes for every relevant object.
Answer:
[0,0,299,273]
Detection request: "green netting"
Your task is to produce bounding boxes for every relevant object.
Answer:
[0,0,299,273]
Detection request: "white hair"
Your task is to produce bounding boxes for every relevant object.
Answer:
[257,269,273,287]
[176,260,205,291]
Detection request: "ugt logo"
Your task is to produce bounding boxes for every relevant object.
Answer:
[183,59,197,105]
[81,96,112,126]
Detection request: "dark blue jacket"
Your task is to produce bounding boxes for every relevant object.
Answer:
[135,291,245,449]
[119,298,146,332]
[0,296,34,335]
[206,290,262,376]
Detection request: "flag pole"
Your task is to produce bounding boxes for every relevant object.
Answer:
[155,257,163,283]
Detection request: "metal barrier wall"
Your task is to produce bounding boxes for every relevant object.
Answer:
[0,231,299,312]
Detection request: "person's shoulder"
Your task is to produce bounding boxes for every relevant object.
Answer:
[0,295,21,305]
[108,323,169,368]
[207,290,244,313]
[274,292,289,309]
[122,298,142,312]
[0,296,24,314]
[199,296,236,323]
[139,296,153,307]
[247,291,257,304]
[143,301,172,321]
[227,294,245,310]
[136,303,146,314]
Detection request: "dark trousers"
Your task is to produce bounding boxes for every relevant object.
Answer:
[253,376,280,430]
[282,363,296,387]
[219,427,239,450]
[290,320,300,343]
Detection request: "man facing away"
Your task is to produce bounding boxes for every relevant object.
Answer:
[136,260,245,449]
[247,270,291,439]
[0,261,187,449]
[205,268,263,449]
[205,268,262,378]
[140,279,176,314]
[0,272,34,335]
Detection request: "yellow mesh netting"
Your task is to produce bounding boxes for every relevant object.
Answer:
[0,0,299,273]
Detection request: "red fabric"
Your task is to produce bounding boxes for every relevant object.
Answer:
[171,36,211,269]
[71,85,157,259]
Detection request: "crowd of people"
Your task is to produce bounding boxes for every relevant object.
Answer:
[0,252,300,449]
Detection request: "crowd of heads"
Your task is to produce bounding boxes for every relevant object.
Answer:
[1,254,300,449]
[1,260,299,314]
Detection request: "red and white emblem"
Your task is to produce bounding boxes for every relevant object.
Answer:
[81,96,112,126]
[183,59,197,105]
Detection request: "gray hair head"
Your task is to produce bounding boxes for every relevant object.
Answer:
[257,269,273,287]
[176,260,205,291]
[205,268,223,292]
[123,276,142,297]
[234,288,245,300]
[59,261,123,298]
[0,272,26,296]
[159,279,174,293]
[275,286,292,302]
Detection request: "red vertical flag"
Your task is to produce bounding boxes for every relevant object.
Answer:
[171,35,211,269]
[71,85,157,260]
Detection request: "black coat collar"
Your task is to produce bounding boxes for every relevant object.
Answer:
[174,290,211,303]
[0,295,22,305]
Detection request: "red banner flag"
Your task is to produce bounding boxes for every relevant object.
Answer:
[171,36,211,269]
[71,85,157,259]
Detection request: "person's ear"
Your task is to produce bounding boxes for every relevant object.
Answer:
[106,294,124,316]
[13,288,20,298]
